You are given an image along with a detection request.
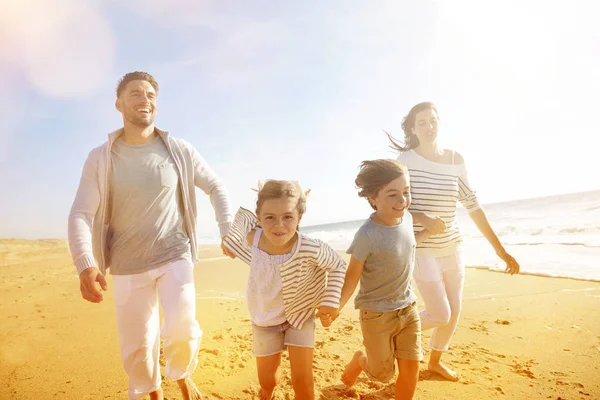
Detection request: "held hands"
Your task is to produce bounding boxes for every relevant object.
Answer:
[221,238,236,259]
[316,306,340,328]
[421,214,446,235]
[79,267,108,303]
[497,248,520,275]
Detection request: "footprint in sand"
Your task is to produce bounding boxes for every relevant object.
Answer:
[200,348,220,356]
[365,380,384,390]
[469,321,489,334]
[511,359,536,379]
[321,385,360,399]
[550,371,567,377]
[241,386,255,396]
[418,370,432,381]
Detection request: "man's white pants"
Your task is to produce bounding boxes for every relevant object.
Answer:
[113,258,202,400]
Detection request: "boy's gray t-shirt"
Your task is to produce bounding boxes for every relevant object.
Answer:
[108,136,190,275]
[347,213,417,312]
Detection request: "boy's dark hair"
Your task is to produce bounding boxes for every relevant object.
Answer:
[116,71,159,98]
[355,159,408,210]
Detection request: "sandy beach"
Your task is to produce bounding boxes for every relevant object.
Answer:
[1,239,598,399]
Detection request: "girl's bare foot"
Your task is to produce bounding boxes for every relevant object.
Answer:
[149,387,164,400]
[177,377,203,400]
[341,351,365,387]
[258,387,274,400]
[428,361,459,381]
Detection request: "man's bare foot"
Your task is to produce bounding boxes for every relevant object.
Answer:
[258,387,273,400]
[149,387,164,400]
[428,361,459,381]
[341,351,365,387]
[177,377,203,400]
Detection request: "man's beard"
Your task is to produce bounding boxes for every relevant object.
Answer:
[126,111,155,128]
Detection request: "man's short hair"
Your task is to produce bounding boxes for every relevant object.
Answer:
[116,71,159,97]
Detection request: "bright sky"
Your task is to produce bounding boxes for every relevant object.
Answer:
[1,0,599,239]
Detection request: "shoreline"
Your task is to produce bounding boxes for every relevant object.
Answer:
[4,239,598,283]
[465,265,600,284]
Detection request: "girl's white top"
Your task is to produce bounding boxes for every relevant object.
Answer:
[223,207,347,330]
[247,228,295,326]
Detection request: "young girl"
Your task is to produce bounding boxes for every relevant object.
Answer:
[387,102,520,381]
[337,159,442,400]
[223,180,347,400]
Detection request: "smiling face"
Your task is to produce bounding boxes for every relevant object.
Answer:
[257,196,302,251]
[368,174,411,221]
[116,79,157,128]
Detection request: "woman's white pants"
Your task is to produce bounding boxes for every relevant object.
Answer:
[413,252,465,352]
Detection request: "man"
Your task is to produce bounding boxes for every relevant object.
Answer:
[68,71,233,400]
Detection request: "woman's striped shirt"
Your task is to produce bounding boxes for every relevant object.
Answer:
[397,149,481,258]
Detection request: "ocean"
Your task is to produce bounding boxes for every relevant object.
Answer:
[201,190,600,282]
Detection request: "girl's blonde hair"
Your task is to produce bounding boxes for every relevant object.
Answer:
[255,180,310,217]
[355,159,409,210]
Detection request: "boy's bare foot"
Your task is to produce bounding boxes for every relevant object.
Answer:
[258,387,274,400]
[341,351,365,387]
[149,387,164,400]
[177,377,203,400]
[428,361,459,381]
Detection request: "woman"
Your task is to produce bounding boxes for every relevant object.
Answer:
[387,102,520,381]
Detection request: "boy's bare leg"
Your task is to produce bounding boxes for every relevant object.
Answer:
[341,350,367,387]
[395,358,419,400]
[288,346,314,400]
[177,377,203,400]
[256,353,282,400]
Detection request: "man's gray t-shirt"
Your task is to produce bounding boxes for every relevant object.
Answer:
[347,213,417,312]
[108,136,190,275]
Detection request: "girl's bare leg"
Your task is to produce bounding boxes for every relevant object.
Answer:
[288,346,314,400]
[256,353,282,400]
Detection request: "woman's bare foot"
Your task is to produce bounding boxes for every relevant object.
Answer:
[341,351,366,387]
[258,387,274,400]
[149,387,164,400]
[428,361,459,381]
[177,377,203,400]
